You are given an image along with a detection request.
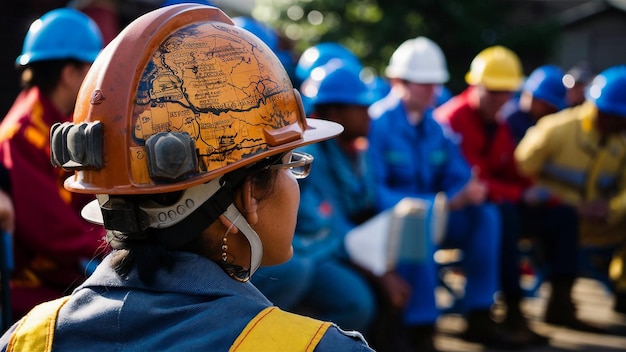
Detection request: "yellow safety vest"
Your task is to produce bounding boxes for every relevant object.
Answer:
[7,298,331,352]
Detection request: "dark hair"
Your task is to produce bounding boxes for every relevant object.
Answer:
[109,167,279,285]
[19,59,86,94]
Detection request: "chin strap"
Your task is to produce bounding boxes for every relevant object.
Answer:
[100,155,282,280]
[223,204,263,279]
[103,176,264,281]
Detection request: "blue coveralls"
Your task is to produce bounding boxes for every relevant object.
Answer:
[368,93,501,325]
[253,139,377,333]
[0,252,372,351]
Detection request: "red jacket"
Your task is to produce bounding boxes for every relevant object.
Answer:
[0,87,105,320]
[434,88,531,203]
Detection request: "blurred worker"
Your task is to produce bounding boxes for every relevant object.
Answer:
[562,61,594,107]
[267,60,384,337]
[516,65,626,330]
[0,5,373,350]
[501,64,567,143]
[435,46,590,343]
[369,37,526,350]
[0,8,106,321]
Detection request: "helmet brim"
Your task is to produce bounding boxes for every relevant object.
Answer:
[79,116,343,225]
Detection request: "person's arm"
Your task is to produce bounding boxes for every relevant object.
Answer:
[9,128,104,267]
[514,117,558,178]
[515,113,575,205]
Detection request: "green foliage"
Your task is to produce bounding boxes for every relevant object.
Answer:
[253,0,561,93]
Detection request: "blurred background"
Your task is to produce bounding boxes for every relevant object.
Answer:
[2,0,626,118]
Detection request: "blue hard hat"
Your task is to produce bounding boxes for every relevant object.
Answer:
[232,17,278,51]
[523,65,567,110]
[587,65,626,117]
[295,42,362,84]
[300,59,376,108]
[16,8,103,66]
[366,75,391,102]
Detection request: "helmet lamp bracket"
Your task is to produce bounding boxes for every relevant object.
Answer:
[51,121,103,170]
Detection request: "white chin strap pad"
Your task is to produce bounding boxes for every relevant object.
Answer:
[223,204,263,276]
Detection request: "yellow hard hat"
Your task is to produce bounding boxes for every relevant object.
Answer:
[465,46,523,91]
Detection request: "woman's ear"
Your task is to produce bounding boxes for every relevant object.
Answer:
[240,178,259,226]
[218,214,238,234]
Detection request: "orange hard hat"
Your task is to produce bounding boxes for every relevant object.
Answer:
[51,4,342,196]
[49,4,343,278]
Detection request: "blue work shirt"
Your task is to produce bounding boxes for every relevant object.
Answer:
[293,139,377,261]
[368,92,471,211]
[0,251,372,351]
[500,99,535,144]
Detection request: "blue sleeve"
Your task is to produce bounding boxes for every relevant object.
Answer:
[314,326,375,352]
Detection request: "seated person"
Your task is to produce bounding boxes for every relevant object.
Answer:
[516,65,626,324]
[368,39,526,350]
[435,50,586,339]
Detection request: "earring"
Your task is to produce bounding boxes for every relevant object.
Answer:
[221,233,230,263]
[218,217,251,282]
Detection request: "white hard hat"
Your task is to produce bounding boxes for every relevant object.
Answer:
[385,36,449,84]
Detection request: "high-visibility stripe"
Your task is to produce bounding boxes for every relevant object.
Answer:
[7,301,331,351]
[230,306,331,352]
[7,296,70,352]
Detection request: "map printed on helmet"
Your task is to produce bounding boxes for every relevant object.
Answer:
[130,21,297,183]
[58,5,341,195]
